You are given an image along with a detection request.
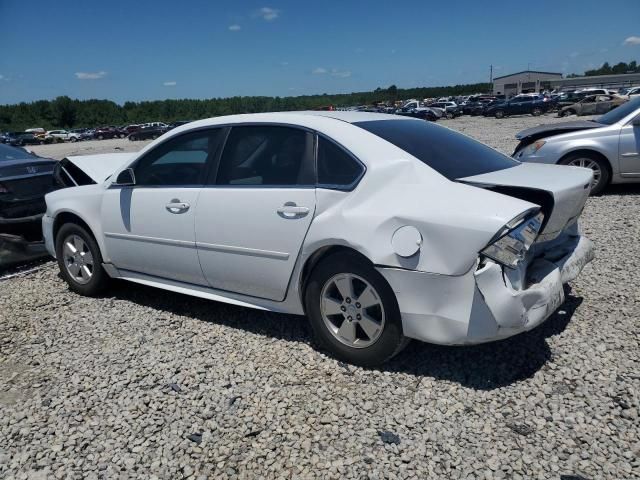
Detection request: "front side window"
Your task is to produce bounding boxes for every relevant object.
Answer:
[134,129,224,186]
[215,126,314,186]
[317,136,363,188]
[354,119,518,180]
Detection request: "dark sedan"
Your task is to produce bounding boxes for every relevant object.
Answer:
[6,132,44,146]
[483,95,550,118]
[128,125,169,140]
[0,144,58,239]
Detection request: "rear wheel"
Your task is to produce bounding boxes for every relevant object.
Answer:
[97,134,104,140]
[494,110,505,119]
[532,107,543,116]
[70,136,77,142]
[559,152,609,195]
[562,109,576,117]
[304,252,407,366]
[55,223,110,296]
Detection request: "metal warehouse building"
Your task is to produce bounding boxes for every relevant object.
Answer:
[492,70,563,96]
[549,72,640,91]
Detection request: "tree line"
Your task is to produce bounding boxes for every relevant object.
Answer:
[567,60,639,78]
[0,82,490,131]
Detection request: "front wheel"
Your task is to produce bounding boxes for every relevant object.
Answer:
[55,223,110,296]
[559,153,609,195]
[494,110,505,119]
[304,252,407,366]
[532,107,543,116]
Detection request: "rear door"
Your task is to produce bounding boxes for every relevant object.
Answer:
[595,95,613,114]
[195,125,316,301]
[580,96,597,115]
[619,114,640,175]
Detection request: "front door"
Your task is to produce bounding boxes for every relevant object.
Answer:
[619,118,640,175]
[101,129,225,285]
[195,125,316,301]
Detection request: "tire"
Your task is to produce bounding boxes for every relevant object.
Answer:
[70,136,77,143]
[304,252,407,367]
[97,134,104,140]
[129,135,136,141]
[559,152,610,195]
[494,110,505,119]
[562,109,576,117]
[446,112,454,119]
[151,134,158,140]
[55,223,110,296]
[532,107,543,116]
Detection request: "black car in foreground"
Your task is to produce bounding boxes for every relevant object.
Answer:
[0,144,57,240]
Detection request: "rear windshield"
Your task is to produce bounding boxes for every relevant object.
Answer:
[354,119,518,179]
[0,144,34,161]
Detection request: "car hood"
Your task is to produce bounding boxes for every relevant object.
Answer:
[458,163,592,241]
[515,120,601,142]
[63,152,135,183]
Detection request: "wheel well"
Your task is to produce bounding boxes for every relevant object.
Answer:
[558,149,612,181]
[53,212,94,243]
[299,245,373,309]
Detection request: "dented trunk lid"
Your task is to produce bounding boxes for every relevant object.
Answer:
[457,163,592,240]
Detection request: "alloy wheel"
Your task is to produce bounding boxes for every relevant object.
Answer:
[320,273,385,349]
[566,157,602,189]
[62,234,94,284]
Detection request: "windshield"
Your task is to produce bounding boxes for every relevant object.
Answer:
[597,97,640,125]
[354,119,518,180]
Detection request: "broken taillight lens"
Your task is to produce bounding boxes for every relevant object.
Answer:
[481,210,544,268]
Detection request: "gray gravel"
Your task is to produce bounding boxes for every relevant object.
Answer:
[1,113,639,479]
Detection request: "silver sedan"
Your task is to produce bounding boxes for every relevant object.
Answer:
[514,98,640,194]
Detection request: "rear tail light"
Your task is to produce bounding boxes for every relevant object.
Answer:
[481,210,544,268]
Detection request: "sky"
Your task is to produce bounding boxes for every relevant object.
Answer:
[1,0,640,104]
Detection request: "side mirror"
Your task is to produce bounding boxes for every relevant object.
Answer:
[114,168,136,186]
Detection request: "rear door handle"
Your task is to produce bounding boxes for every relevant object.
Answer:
[277,203,309,218]
[166,200,190,214]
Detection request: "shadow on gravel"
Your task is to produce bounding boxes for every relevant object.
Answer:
[602,183,640,196]
[106,280,582,390]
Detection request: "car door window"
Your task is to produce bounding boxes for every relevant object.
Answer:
[214,126,314,186]
[134,129,224,186]
[317,136,364,189]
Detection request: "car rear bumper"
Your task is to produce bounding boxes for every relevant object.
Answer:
[377,234,594,345]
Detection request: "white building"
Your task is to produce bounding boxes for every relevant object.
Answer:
[492,70,563,97]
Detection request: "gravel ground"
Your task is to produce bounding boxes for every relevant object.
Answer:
[1,113,639,479]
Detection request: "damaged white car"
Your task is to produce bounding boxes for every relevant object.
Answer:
[44,112,594,366]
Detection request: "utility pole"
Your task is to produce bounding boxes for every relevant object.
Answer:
[489,64,493,84]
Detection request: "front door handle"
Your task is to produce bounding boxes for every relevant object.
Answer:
[277,202,309,218]
[166,199,190,214]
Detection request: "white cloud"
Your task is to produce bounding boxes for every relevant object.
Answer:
[228,24,241,31]
[163,81,177,87]
[312,67,327,74]
[257,7,279,21]
[75,71,107,80]
[331,69,351,78]
[623,36,640,46]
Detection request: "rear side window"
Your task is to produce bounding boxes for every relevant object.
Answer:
[215,126,314,186]
[317,137,363,188]
[354,119,518,180]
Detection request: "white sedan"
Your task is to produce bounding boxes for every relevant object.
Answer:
[44,112,594,366]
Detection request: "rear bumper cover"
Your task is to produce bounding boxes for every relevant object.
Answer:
[377,234,594,345]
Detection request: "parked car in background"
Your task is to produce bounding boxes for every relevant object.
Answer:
[127,125,169,141]
[69,128,94,141]
[6,132,45,146]
[558,94,627,117]
[46,129,81,142]
[622,86,640,98]
[168,120,193,129]
[429,102,461,118]
[1,144,58,240]
[484,94,549,118]
[514,97,640,194]
[93,126,125,140]
[44,111,594,366]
